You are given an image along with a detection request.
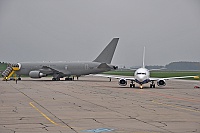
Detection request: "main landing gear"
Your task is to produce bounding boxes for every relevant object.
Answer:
[150,81,156,88]
[65,76,79,81]
[52,77,60,81]
[65,77,74,81]
[52,76,79,81]
[129,81,156,89]
[130,80,135,88]
[52,77,73,81]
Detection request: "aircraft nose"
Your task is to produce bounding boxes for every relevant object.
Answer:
[137,75,145,82]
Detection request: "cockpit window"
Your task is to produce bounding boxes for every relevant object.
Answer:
[137,73,146,75]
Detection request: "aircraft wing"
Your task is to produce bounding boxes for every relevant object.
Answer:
[149,68,167,71]
[92,74,136,81]
[93,74,198,81]
[149,76,198,81]
[39,66,64,75]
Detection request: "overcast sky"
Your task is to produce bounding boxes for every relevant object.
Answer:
[0,0,200,67]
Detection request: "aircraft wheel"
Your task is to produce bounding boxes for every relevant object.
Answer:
[65,77,73,81]
[18,77,21,80]
[130,84,135,88]
[150,84,156,88]
[133,84,135,88]
[52,78,60,81]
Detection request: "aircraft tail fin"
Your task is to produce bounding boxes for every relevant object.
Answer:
[142,47,145,68]
[93,38,119,64]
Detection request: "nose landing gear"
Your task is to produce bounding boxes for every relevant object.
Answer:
[139,85,143,89]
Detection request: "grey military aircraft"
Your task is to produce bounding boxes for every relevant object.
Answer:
[13,38,119,81]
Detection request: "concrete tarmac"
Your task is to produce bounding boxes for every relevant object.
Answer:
[0,76,200,133]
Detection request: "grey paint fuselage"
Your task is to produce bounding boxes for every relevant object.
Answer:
[12,38,119,80]
[16,61,113,77]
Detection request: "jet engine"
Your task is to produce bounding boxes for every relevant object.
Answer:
[118,78,127,86]
[157,79,166,86]
[113,65,118,70]
[29,71,47,78]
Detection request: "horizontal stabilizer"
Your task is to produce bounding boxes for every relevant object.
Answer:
[97,63,111,69]
[149,67,167,71]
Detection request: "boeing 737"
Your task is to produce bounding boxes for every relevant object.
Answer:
[2,38,119,81]
[97,47,198,89]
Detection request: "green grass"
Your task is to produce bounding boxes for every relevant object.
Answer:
[0,63,7,71]
[104,70,200,80]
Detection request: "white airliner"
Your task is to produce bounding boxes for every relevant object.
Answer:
[96,47,198,89]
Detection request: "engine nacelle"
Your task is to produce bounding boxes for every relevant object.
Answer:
[119,78,127,86]
[29,71,47,78]
[113,65,118,70]
[157,79,166,86]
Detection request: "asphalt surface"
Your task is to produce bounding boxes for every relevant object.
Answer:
[0,76,200,133]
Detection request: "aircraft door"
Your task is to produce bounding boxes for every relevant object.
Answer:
[85,64,89,70]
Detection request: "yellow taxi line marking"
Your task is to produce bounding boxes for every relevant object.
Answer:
[152,100,200,113]
[29,102,59,125]
[29,102,88,130]
[30,102,75,128]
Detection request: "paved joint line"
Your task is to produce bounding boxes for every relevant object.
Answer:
[30,102,78,129]
[8,82,78,132]
[152,100,200,113]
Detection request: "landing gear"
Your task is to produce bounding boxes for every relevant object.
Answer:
[139,85,143,89]
[18,77,21,80]
[65,77,73,81]
[52,77,60,81]
[65,76,79,81]
[130,80,135,88]
[52,73,63,81]
[150,82,156,88]
[130,84,135,88]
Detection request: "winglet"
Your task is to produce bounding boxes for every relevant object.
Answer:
[93,38,119,64]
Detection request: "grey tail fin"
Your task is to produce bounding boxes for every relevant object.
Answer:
[93,38,119,64]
